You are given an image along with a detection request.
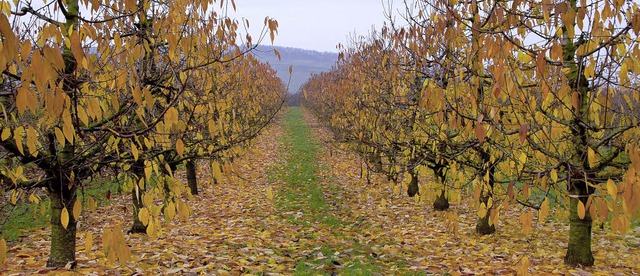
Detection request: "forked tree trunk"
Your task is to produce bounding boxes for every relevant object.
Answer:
[186,160,198,195]
[47,177,77,268]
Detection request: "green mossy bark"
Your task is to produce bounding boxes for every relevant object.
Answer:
[47,180,77,268]
[565,196,595,266]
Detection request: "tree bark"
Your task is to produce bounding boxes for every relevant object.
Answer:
[186,160,198,195]
[129,161,147,234]
[47,177,77,268]
[431,163,449,211]
[565,179,595,266]
[407,169,419,197]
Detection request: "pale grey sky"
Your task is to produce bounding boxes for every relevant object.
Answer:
[232,0,400,52]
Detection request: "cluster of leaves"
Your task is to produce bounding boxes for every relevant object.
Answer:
[302,0,640,266]
[0,0,284,268]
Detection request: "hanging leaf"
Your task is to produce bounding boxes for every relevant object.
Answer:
[550,169,558,183]
[539,198,550,223]
[577,200,586,219]
[138,207,150,226]
[84,231,93,256]
[176,139,185,157]
[606,179,617,200]
[519,124,527,144]
[61,207,70,229]
[72,199,82,220]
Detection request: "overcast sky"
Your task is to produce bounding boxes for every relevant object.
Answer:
[231,0,401,52]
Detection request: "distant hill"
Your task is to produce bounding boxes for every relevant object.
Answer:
[250,46,338,95]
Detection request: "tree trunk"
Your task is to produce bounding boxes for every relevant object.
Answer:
[407,170,419,197]
[565,180,594,266]
[186,160,198,195]
[476,152,496,235]
[130,161,147,234]
[130,187,147,234]
[433,190,449,211]
[431,163,449,211]
[47,178,77,268]
[476,194,495,235]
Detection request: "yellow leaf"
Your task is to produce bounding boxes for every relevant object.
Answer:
[87,196,97,213]
[131,142,139,161]
[1,128,10,141]
[587,147,597,168]
[266,186,274,201]
[477,202,488,218]
[212,161,222,182]
[146,219,157,239]
[165,201,176,221]
[72,199,82,220]
[577,200,586,219]
[606,179,617,200]
[176,139,184,157]
[25,126,38,156]
[539,198,549,223]
[61,207,70,229]
[517,256,530,276]
[0,238,6,265]
[550,169,558,182]
[138,207,150,226]
[54,127,66,148]
[84,232,93,256]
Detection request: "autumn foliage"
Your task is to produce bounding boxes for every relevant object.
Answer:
[0,0,284,268]
[303,0,640,267]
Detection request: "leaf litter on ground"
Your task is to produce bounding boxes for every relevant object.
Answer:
[0,107,638,275]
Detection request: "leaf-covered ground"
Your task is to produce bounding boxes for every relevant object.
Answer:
[2,107,640,275]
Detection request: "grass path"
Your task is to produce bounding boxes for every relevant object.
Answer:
[270,107,385,274]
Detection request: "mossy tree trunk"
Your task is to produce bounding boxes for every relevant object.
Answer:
[186,159,198,195]
[565,178,595,265]
[46,172,77,268]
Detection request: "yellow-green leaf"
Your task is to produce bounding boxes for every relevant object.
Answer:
[61,207,70,229]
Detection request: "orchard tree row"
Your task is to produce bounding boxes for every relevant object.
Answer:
[0,0,285,268]
[302,0,640,266]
